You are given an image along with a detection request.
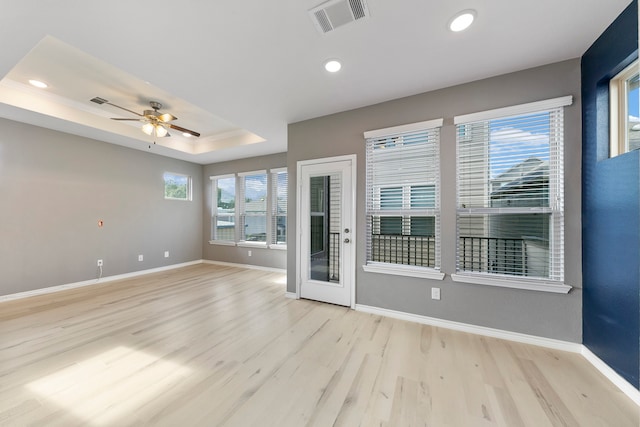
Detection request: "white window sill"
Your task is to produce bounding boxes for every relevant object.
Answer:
[237,241,268,248]
[208,240,237,246]
[268,244,287,250]
[362,263,445,280]
[451,273,572,294]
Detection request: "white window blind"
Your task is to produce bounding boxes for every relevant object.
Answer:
[455,98,570,282]
[271,169,288,245]
[239,171,267,243]
[365,119,442,270]
[211,174,236,242]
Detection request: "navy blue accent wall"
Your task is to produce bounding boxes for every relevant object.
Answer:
[582,1,640,389]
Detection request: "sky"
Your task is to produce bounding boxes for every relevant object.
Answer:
[217,174,269,203]
[489,112,550,179]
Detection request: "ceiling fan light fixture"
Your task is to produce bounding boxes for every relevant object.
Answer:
[141,122,155,136]
[141,122,169,137]
[103,99,197,138]
[155,125,169,138]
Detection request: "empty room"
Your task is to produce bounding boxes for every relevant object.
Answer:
[1,1,639,426]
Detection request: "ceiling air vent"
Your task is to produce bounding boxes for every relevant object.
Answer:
[309,0,370,34]
[90,97,108,105]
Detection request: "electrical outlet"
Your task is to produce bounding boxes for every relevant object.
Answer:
[248,250,252,257]
[97,259,103,267]
[164,251,169,258]
[138,254,144,262]
[431,287,441,300]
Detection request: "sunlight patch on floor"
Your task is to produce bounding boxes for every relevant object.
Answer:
[27,346,192,425]
[273,275,287,285]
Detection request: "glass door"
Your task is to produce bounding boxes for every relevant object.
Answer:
[299,158,354,307]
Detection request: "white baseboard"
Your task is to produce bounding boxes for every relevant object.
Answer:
[285,292,297,299]
[355,304,582,353]
[354,304,640,406]
[202,259,286,274]
[0,260,203,303]
[581,347,640,406]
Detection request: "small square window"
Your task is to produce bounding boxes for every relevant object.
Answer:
[610,59,640,157]
[164,172,192,201]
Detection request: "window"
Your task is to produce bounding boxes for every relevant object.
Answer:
[363,119,443,279]
[610,59,640,157]
[211,174,236,243]
[271,168,288,246]
[453,96,572,291]
[163,172,191,201]
[239,171,268,243]
[210,169,288,247]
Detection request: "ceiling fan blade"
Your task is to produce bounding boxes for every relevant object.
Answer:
[169,124,201,137]
[158,113,177,122]
[106,102,143,117]
[111,118,142,121]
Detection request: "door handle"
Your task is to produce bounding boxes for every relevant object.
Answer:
[344,238,350,243]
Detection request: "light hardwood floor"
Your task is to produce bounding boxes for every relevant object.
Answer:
[0,264,637,426]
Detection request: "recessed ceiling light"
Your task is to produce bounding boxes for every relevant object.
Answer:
[449,10,476,32]
[183,132,192,138]
[324,59,342,73]
[28,79,48,89]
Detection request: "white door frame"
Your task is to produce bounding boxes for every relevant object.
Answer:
[296,155,357,309]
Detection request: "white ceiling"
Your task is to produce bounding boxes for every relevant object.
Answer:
[0,0,632,165]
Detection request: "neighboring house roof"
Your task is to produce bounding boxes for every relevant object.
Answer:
[491,157,548,197]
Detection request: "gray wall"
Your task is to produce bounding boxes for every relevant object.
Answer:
[202,152,287,270]
[0,118,203,296]
[288,59,582,342]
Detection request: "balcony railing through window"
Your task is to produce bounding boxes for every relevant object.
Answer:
[370,234,436,267]
[458,236,549,278]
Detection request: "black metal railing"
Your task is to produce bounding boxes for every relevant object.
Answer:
[459,236,526,275]
[371,234,436,267]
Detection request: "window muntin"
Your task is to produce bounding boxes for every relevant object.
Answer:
[271,169,288,246]
[211,175,236,242]
[163,172,191,201]
[455,103,565,282]
[365,120,442,270]
[239,172,268,243]
[610,59,640,156]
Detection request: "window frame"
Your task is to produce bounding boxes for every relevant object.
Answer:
[610,59,640,157]
[210,174,237,246]
[362,118,445,280]
[452,96,573,294]
[163,172,192,201]
[209,169,288,249]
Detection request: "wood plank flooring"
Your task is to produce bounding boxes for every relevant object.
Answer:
[0,264,637,426]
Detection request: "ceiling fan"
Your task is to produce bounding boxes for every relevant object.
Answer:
[90,97,201,138]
